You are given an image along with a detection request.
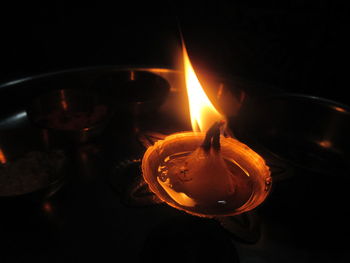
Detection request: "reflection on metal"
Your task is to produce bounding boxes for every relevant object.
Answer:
[217,83,224,98]
[130,70,135,81]
[157,176,197,207]
[333,106,347,113]
[0,148,7,165]
[60,89,69,111]
[42,201,54,214]
[12,111,27,120]
[0,111,28,128]
[318,140,332,149]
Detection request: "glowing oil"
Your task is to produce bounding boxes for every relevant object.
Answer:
[156,151,257,217]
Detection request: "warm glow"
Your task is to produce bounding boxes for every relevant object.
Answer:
[157,177,196,207]
[333,106,346,113]
[183,44,224,132]
[42,201,54,214]
[0,148,7,165]
[318,140,332,149]
[60,89,68,111]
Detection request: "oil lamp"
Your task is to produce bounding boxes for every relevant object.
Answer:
[141,44,271,217]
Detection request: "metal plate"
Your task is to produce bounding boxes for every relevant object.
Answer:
[1,66,350,262]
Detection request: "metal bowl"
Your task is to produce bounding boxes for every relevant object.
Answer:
[234,93,350,175]
[92,70,170,116]
[26,89,113,143]
[0,67,175,207]
[0,127,67,208]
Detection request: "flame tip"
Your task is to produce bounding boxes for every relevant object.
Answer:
[183,44,224,132]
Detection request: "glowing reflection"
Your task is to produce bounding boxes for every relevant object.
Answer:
[157,177,196,207]
[60,89,68,111]
[42,201,54,214]
[13,111,27,120]
[333,106,347,113]
[318,140,332,149]
[0,148,7,165]
[130,71,135,81]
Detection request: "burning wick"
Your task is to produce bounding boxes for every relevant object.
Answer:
[201,120,225,151]
[158,121,246,209]
[141,41,271,217]
[142,124,271,217]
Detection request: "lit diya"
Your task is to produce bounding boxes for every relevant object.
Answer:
[142,44,271,217]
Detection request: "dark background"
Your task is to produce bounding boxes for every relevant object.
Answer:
[1,1,349,105]
[1,2,350,262]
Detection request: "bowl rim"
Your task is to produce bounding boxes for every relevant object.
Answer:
[25,88,114,132]
[255,92,350,114]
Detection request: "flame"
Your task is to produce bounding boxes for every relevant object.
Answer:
[183,44,224,132]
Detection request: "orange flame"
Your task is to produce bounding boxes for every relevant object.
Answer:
[182,44,224,132]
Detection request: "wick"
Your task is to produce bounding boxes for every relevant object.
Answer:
[201,121,225,152]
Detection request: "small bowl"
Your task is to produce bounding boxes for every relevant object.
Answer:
[0,127,68,211]
[26,89,114,143]
[142,132,271,218]
[92,70,170,116]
